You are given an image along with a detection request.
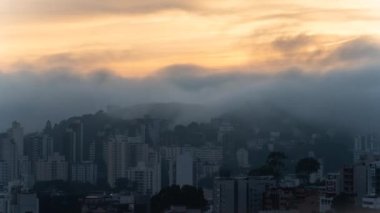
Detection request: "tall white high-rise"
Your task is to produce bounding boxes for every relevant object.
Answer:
[0,135,17,182]
[106,133,156,187]
[8,122,24,158]
[217,122,234,143]
[175,152,194,186]
[65,120,84,163]
[236,148,250,168]
[367,161,380,196]
[106,134,129,187]
[354,135,379,163]
[125,161,161,195]
[35,152,68,182]
[71,162,98,184]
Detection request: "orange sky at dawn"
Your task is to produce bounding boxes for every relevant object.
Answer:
[1,0,380,77]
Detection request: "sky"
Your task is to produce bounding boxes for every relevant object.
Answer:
[1,0,380,76]
[1,0,380,131]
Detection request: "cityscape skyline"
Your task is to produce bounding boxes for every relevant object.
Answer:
[2,0,380,212]
[0,110,380,212]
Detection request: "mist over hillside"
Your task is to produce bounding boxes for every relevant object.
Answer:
[107,102,215,125]
[1,62,380,133]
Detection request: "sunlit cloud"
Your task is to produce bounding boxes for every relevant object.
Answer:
[1,0,380,76]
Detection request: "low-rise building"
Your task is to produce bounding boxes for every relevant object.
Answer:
[12,193,39,213]
[319,195,333,213]
[362,196,380,209]
[213,176,275,213]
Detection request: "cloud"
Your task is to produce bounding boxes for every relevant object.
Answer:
[156,64,248,91]
[326,37,380,62]
[31,50,133,72]
[247,35,380,72]
[39,50,132,65]
[272,34,314,53]
[16,35,380,78]
[256,8,380,22]
[1,37,380,133]
[4,0,200,16]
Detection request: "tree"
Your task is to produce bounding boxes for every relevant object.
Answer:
[114,178,136,192]
[332,193,355,212]
[248,152,287,183]
[295,157,320,184]
[150,185,207,213]
[248,165,274,176]
[198,176,213,189]
[266,152,287,180]
[218,166,232,178]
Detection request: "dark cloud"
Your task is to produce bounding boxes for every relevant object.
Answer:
[1,38,380,133]
[257,8,380,22]
[327,37,380,62]
[272,34,314,53]
[266,35,380,70]
[6,0,200,16]
[157,64,257,91]
[38,50,132,66]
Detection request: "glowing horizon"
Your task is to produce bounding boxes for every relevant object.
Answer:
[1,0,380,77]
